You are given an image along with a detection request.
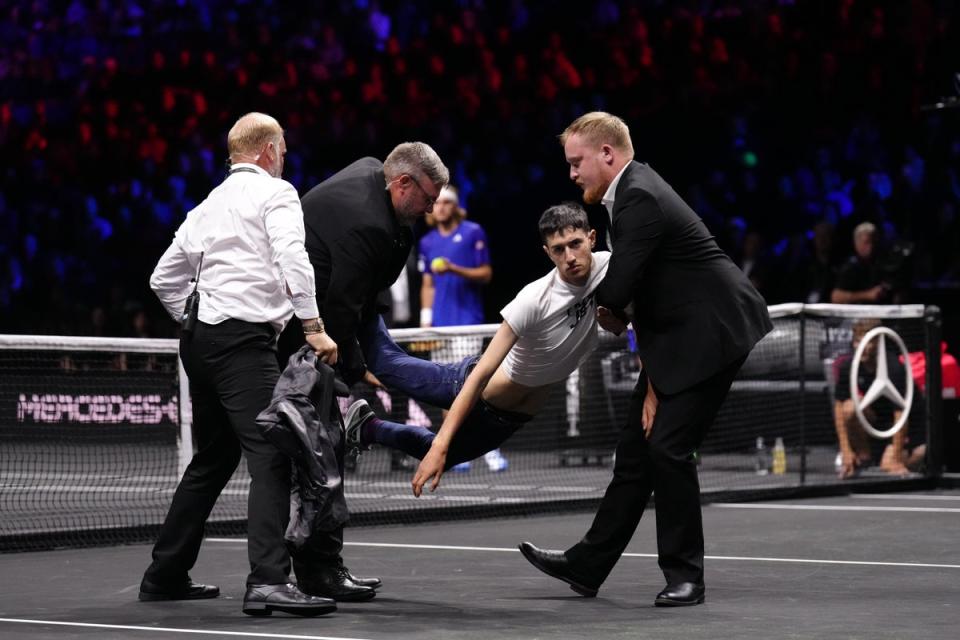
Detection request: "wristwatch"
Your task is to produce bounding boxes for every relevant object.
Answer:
[302,318,325,334]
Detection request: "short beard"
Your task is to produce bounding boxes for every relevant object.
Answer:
[395,205,421,225]
[582,184,605,205]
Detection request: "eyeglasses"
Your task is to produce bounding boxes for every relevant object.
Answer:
[406,174,438,208]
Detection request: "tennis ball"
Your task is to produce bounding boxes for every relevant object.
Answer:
[431,257,448,272]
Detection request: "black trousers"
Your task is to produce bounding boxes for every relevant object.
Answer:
[566,355,746,587]
[144,320,293,586]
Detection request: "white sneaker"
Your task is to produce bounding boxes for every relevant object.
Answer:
[484,449,509,472]
[450,460,472,473]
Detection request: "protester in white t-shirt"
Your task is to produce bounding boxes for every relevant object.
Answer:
[344,203,635,496]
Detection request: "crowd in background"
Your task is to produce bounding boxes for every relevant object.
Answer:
[1,0,958,337]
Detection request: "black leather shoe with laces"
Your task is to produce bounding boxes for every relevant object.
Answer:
[242,583,337,617]
[345,568,382,590]
[299,565,377,602]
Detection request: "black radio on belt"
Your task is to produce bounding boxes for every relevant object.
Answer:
[181,251,204,336]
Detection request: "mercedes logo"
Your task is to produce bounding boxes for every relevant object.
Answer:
[850,326,914,439]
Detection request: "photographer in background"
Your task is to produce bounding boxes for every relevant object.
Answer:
[831,222,910,305]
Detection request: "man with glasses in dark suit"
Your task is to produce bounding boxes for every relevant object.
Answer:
[278,142,449,602]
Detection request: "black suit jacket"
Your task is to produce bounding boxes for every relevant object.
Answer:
[596,162,772,394]
[377,246,422,328]
[300,158,413,384]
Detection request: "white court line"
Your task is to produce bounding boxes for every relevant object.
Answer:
[205,539,960,570]
[713,503,960,513]
[0,618,371,640]
[851,493,960,502]
[1,486,173,493]
[357,481,598,493]
[361,481,418,488]
[383,494,491,503]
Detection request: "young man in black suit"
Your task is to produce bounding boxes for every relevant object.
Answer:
[520,112,772,607]
[278,142,449,602]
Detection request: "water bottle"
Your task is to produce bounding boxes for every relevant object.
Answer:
[754,437,770,475]
[772,437,787,475]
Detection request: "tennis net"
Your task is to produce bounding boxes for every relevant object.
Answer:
[0,304,945,551]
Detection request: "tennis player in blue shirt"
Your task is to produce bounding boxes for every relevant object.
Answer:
[417,185,507,471]
[418,185,491,327]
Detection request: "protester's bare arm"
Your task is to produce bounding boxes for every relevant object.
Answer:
[412,322,519,496]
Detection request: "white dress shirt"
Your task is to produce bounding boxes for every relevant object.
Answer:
[150,163,319,332]
[601,161,632,222]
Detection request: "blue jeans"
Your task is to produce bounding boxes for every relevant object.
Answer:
[358,315,475,409]
[358,316,529,468]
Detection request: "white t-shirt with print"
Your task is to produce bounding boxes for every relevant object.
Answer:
[500,251,611,387]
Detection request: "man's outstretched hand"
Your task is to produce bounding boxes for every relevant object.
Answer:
[597,306,627,335]
[411,444,448,497]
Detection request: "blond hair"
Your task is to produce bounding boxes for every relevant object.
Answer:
[227,112,283,158]
[425,184,466,227]
[560,111,634,156]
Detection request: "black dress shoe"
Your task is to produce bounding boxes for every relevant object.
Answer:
[300,566,377,602]
[346,570,382,590]
[138,576,220,601]
[518,542,599,597]
[654,582,705,607]
[243,583,337,617]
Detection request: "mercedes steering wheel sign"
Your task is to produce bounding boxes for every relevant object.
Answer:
[850,326,914,439]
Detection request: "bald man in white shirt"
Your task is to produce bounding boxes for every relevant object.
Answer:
[143,112,337,617]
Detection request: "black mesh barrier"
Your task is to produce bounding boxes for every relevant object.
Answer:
[0,342,184,551]
[0,305,943,552]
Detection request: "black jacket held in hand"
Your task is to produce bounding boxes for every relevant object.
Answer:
[596,162,773,395]
[300,157,413,385]
[256,346,350,549]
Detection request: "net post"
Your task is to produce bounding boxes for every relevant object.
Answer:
[177,355,194,478]
[798,308,807,484]
[923,306,943,478]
